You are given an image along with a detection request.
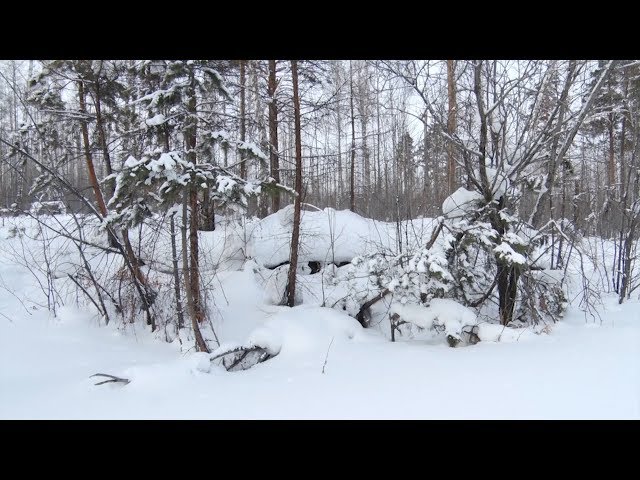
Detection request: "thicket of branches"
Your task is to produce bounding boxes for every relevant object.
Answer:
[1,59,639,354]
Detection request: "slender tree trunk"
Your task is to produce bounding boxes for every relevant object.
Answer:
[285,60,303,307]
[239,60,247,179]
[336,77,343,207]
[181,196,207,351]
[376,83,382,209]
[473,61,518,326]
[183,69,208,352]
[608,113,616,191]
[358,63,370,215]
[349,61,356,213]
[185,81,200,309]
[78,80,108,217]
[189,186,202,324]
[620,71,628,203]
[530,60,577,228]
[80,79,155,328]
[92,76,120,249]
[423,110,430,214]
[268,60,280,213]
[556,161,567,267]
[170,212,184,330]
[92,77,114,199]
[447,60,457,195]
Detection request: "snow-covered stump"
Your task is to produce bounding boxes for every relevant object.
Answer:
[389,299,479,347]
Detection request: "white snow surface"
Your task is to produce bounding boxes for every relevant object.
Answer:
[1,215,639,419]
[390,299,478,338]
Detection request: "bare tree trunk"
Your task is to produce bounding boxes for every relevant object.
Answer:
[92,73,114,200]
[349,61,356,213]
[473,61,518,326]
[182,195,208,352]
[620,71,628,203]
[79,78,155,329]
[78,80,108,217]
[92,74,120,248]
[189,187,202,324]
[337,95,343,204]
[608,113,616,191]
[530,60,577,228]
[357,63,370,215]
[183,69,208,352]
[170,212,184,330]
[285,60,303,308]
[447,60,457,195]
[268,60,280,213]
[239,60,247,180]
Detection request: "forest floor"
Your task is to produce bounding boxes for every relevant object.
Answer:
[1,253,639,419]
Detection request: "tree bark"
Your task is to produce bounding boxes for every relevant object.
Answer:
[78,80,108,217]
[447,60,457,195]
[239,60,247,180]
[183,67,208,352]
[170,212,184,330]
[80,78,155,329]
[285,60,303,308]
[349,61,356,213]
[608,113,616,190]
[268,60,280,213]
[92,72,114,199]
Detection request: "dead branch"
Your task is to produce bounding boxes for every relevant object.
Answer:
[209,345,273,371]
[90,373,130,386]
[356,287,391,327]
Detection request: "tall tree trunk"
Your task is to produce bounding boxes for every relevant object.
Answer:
[446,60,457,195]
[170,212,184,330]
[182,195,207,352]
[358,63,370,215]
[78,80,108,217]
[92,73,120,248]
[80,78,155,329]
[608,113,616,191]
[268,60,280,213]
[183,68,208,352]
[530,60,577,228]
[239,60,247,180]
[92,73,114,200]
[285,60,303,308]
[336,69,343,207]
[620,70,628,203]
[189,186,203,324]
[349,61,356,213]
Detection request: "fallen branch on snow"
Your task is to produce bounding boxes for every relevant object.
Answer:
[356,288,391,327]
[90,373,131,386]
[209,345,273,371]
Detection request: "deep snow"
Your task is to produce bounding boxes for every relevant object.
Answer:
[1,213,639,419]
[1,272,638,419]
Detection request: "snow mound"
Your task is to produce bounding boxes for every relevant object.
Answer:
[187,352,212,374]
[247,306,364,358]
[247,207,408,268]
[442,188,483,218]
[390,299,477,339]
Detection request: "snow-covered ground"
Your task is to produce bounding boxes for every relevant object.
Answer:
[1,221,639,418]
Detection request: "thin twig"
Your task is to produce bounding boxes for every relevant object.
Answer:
[322,336,334,374]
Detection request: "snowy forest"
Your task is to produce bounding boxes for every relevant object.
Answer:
[0,59,639,419]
